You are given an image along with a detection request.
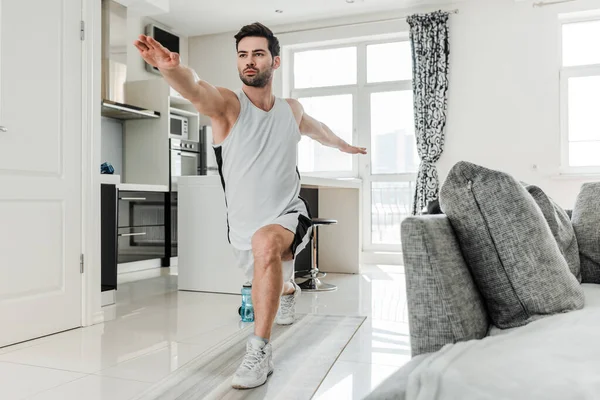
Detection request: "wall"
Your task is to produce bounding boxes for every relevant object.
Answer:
[440,0,598,208]
[101,117,123,175]
[187,0,600,207]
[187,33,238,125]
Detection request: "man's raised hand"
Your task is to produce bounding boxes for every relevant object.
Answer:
[133,35,180,71]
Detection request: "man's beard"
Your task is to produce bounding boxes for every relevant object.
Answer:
[239,67,273,88]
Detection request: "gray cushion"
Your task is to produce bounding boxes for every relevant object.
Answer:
[572,182,600,283]
[401,215,489,356]
[439,161,584,329]
[524,184,581,282]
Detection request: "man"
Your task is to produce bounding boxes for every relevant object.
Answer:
[134,22,367,390]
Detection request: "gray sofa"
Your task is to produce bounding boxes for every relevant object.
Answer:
[365,162,600,400]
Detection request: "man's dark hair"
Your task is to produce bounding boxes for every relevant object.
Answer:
[234,22,280,58]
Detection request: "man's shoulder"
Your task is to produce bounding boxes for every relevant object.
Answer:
[284,98,300,108]
[215,87,240,115]
[216,86,238,99]
[283,98,303,124]
[209,88,240,137]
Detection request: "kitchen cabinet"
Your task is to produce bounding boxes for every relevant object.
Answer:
[101,184,118,292]
[167,191,178,260]
[101,184,176,294]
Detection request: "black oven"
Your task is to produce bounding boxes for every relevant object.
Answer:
[117,191,167,264]
[170,138,201,190]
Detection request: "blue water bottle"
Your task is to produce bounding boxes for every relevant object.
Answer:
[240,283,254,322]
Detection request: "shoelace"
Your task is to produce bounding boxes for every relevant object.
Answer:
[240,348,265,370]
[279,294,295,314]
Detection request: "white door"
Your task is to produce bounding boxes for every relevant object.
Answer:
[0,0,83,347]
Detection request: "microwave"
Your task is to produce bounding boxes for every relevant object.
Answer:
[170,114,189,139]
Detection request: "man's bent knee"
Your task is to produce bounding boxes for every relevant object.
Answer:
[252,228,285,267]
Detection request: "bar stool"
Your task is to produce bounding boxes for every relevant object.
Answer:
[298,218,338,292]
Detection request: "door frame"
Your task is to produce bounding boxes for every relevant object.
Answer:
[82,0,104,327]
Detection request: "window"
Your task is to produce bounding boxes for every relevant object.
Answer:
[289,38,417,250]
[297,95,354,173]
[560,18,600,171]
[291,45,358,176]
[370,91,418,175]
[294,47,357,89]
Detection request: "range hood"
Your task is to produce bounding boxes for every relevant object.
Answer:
[101,0,160,120]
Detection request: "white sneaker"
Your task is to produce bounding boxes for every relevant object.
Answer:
[231,337,274,390]
[276,280,301,325]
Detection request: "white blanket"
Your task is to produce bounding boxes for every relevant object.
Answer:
[407,284,600,400]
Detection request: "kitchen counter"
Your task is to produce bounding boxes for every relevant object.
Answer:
[301,176,361,189]
[99,174,169,192]
[177,175,362,189]
[177,174,362,294]
[117,183,169,192]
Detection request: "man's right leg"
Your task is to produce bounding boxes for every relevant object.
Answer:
[251,225,295,340]
[231,225,294,390]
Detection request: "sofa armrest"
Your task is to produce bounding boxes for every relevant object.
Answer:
[401,215,489,356]
[363,353,430,400]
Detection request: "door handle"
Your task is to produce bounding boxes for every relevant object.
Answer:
[119,197,146,201]
[118,232,147,237]
[0,126,7,132]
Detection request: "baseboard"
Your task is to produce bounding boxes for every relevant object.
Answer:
[117,266,173,285]
[101,290,116,307]
[361,251,404,265]
[92,310,105,325]
[118,259,162,274]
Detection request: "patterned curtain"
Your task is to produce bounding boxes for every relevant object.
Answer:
[407,11,450,215]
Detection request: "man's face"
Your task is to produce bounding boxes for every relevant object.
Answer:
[237,36,280,88]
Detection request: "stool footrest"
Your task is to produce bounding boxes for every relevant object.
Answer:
[311,218,338,226]
[298,277,337,292]
[295,270,326,279]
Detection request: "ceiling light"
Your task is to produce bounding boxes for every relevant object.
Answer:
[275,9,283,13]
[346,0,355,3]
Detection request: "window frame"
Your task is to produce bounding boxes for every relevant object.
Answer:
[288,37,413,179]
[559,15,600,174]
[286,36,418,252]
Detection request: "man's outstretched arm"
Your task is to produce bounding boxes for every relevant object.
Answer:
[134,35,228,118]
[287,99,367,155]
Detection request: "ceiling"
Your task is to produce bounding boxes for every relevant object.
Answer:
[150,0,459,37]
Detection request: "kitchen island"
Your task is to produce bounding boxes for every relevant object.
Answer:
[177,175,362,294]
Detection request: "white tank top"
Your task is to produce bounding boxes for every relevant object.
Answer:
[212,89,306,250]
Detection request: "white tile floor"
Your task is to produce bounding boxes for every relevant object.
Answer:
[0,265,410,400]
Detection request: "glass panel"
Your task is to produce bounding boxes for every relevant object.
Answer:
[568,76,600,142]
[370,91,418,174]
[298,95,353,173]
[367,41,412,83]
[563,20,600,67]
[294,47,357,89]
[371,182,414,245]
[569,141,600,167]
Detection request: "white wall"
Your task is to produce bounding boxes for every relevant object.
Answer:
[187,33,237,125]
[187,0,600,207]
[440,0,597,208]
[100,117,123,175]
